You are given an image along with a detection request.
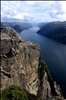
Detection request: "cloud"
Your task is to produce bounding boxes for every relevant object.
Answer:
[1,1,66,22]
[14,13,30,20]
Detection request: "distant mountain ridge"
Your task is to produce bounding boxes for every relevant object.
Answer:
[1,22,33,33]
[37,21,66,44]
[36,22,49,28]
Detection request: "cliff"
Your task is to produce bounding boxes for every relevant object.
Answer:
[37,21,66,44]
[38,58,64,100]
[0,27,65,100]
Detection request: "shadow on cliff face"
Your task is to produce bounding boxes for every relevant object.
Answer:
[37,57,63,100]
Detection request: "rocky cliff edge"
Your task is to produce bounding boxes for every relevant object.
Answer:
[0,27,65,100]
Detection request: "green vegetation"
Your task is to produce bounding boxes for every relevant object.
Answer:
[0,85,38,100]
[1,85,28,100]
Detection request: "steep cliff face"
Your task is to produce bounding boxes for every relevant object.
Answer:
[37,58,64,100]
[0,27,65,100]
[1,27,40,95]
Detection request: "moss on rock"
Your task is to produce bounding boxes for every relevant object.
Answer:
[1,85,28,100]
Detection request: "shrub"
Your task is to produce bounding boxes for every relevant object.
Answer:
[1,85,28,100]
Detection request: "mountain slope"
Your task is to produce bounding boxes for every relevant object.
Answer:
[36,22,49,28]
[1,22,33,33]
[0,26,65,100]
[37,21,66,44]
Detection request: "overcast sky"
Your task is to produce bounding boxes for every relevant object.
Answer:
[1,1,66,22]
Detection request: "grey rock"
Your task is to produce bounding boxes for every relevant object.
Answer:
[0,27,65,100]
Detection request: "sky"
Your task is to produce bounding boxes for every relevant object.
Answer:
[1,1,66,22]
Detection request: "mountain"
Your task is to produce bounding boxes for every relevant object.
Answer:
[36,22,49,28]
[1,22,33,33]
[1,26,65,100]
[37,21,66,44]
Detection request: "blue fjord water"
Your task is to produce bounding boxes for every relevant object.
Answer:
[20,26,66,97]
